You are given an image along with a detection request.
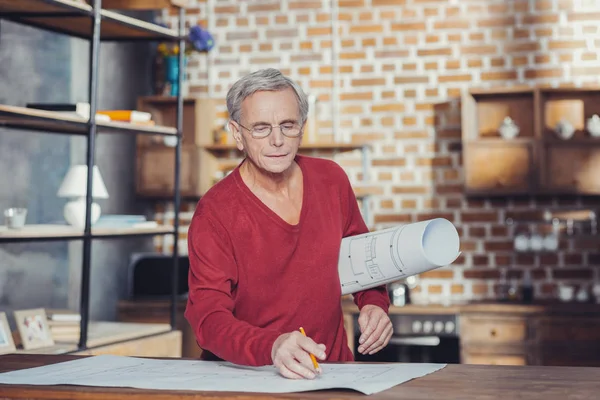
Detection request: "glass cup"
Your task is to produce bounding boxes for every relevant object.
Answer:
[4,207,27,229]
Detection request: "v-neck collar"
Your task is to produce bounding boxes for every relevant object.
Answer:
[233,155,308,232]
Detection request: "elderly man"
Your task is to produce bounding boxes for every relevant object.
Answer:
[185,68,392,380]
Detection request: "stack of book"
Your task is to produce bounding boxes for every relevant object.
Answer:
[46,309,81,343]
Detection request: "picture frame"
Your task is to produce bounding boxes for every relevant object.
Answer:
[14,308,55,350]
[0,312,16,355]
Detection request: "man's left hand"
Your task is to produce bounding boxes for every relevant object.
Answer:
[357,305,393,355]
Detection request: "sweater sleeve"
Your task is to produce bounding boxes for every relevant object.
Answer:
[339,170,391,313]
[184,205,283,366]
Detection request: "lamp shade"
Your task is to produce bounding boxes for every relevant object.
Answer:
[57,165,109,199]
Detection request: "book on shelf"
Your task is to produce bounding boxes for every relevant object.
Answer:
[46,309,81,323]
[96,110,152,123]
[26,102,111,122]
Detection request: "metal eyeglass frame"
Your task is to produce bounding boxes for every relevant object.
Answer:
[235,121,303,139]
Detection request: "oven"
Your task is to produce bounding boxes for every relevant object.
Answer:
[352,313,461,364]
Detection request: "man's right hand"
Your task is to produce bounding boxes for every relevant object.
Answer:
[271,331,326,379]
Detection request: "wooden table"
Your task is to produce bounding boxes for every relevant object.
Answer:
[1,354,599,399]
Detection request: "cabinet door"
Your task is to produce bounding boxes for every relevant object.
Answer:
[543,146,600,194]
[461,352,528,366]
[460,315,529,345]
[136,145,199,197]
[464,142,533,194]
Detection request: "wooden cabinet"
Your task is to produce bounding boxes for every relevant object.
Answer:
[462,86,600,196]
[135,96,221,198]
[459,303,600,367]
[464,142,533,193]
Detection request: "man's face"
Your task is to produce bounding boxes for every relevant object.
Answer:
[230,88,303,175]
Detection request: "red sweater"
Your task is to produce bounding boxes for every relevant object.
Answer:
[185,155,390,366]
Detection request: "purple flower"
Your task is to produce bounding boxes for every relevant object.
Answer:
[188,25,215,52]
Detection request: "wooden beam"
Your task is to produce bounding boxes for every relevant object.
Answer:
[101,0,188,10]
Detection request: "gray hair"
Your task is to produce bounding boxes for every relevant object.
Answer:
[226,68,309,125]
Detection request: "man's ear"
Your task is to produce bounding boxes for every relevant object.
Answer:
[229,120,244,151]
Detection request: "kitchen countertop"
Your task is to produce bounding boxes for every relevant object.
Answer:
[1,354,599,399]
[342,298,600,316]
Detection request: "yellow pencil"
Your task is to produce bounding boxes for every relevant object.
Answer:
[299,327,321,372]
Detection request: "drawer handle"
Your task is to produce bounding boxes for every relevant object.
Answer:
[490,329,497,337]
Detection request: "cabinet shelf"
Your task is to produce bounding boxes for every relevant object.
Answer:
[14,321,173,355]
[0,224,175,243]
[0,104,178,137]
[463,85,600,196]
[203,142,368,153]
[0,0,179,41]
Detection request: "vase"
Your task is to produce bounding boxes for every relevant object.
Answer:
[164,55,187,97]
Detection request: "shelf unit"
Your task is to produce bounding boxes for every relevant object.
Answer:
[462,85,600,196]
[0,0,185,353]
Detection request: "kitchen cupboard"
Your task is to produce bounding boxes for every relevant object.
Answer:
[459,303,600,367]
[462,86,600,196]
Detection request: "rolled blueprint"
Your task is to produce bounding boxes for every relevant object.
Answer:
[338,218,460,295]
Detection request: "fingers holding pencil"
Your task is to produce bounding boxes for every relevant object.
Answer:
[271,330,326,380]
[299,327,323,373]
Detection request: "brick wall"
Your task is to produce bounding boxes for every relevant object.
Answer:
[160,0,600,305]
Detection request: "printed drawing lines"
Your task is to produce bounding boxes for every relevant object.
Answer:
[364,236,384,280]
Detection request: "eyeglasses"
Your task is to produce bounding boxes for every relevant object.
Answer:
[236,121,303,139]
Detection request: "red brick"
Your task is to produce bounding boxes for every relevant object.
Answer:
[484,241,513,251]
[289,1,321,9]
[553,268,593,279]
[438,74,472,83]
[421,270,454,279]
[307,27,331,36]
[350,24,384,33]
[472,255,490,266]
[523,14,560,24]
[461,45,497,55]
[392,185,430,194]
[434,20,469,30]
[380,199,394,209]
[524,68,563,79]
[372,0,407,4]
[548,40,587,50]
[340,92,373,100]
[248,3,280,12]
[418,47,452,56]
[395,76,429,84]
[481,71,518,81]
[374,214,413,223]
[391,22,426,31]
[339,0,365,6]
[464,269,500,280]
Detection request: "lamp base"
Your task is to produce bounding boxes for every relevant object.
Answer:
[64,197,101,229]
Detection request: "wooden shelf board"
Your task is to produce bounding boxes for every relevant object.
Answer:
[138,95,199,104]
[14,321,172,355]
[102,0,188,10]
[469,86,535,96]
[0,104,177,136]
[0,0,179,41]
[542,136,600,145]
[203,142,367,152]
[0,224,174,239]
[465,138,534,146]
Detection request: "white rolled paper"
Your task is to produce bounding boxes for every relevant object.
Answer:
[338,218,461,295]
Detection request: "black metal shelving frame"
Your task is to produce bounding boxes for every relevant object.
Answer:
[0,0,185,352]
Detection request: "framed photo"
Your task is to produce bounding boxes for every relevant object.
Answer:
[14,308,54,350]
[0,312,16,355]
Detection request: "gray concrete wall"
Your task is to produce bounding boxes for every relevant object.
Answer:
[0,15,156,325]
[0,21,72,321]
[67,35,155,321]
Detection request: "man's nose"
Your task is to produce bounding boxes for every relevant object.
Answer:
[269,126,285,146]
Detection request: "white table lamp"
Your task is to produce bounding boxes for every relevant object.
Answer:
[57,165,109,229]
